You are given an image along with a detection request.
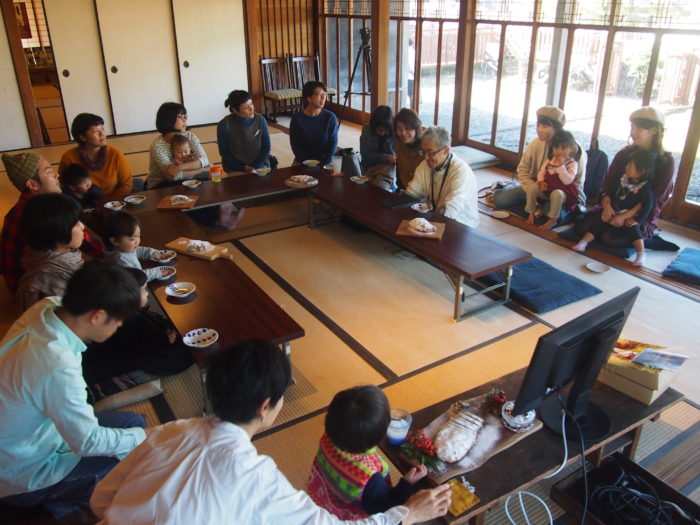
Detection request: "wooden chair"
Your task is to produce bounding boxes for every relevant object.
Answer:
[259,56,302,121]
[288,53,337,103]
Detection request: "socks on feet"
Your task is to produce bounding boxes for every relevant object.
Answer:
[633,252,646,267]
[572,241,588,252]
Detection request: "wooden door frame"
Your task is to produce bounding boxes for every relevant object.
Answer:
[1,0,43,146]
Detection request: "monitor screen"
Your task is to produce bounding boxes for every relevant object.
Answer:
[512,286,640,442]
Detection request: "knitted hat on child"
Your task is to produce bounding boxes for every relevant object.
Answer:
[630,106,665,127]
[536,106,566,128]
[2,152,41,192]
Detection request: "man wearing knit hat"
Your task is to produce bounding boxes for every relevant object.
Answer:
[493,106,587,225]
[1,152,61,293]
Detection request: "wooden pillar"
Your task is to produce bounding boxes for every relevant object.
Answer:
[370,0,389,109]
[451,0,475,145]
[244,0,264,110]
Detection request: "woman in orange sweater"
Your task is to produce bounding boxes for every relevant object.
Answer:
[59,114,133,201]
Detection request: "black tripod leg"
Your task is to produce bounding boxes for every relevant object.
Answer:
[339,45,366,124]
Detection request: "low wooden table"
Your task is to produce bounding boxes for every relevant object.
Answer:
[309,176,532,320]
[380,368,684,524]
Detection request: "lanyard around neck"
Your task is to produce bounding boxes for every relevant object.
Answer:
[430,155,452,208]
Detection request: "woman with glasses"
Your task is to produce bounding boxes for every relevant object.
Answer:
[404,126,479,228]
[289,81,338,166]
[147,102,209,189]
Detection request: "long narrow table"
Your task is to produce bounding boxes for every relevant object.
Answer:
[308,175,532,320]
[379,368,684,524]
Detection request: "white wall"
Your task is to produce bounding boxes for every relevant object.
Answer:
[0,14,31,151]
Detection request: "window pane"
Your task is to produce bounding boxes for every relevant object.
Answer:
[437,22,459,130]
[468,23,502,143]
[350,19,371,111]
[687,140,700,204]
[323,0,370,16]
[494,25,532,151]
[421,0,460,19]
[397,21,417,110]
[391,0,418,17]
[418,21,440,125]
[618,0,700,30]
[563,29,608,151]
[598,32,655,160]
[476,0,534,22]
[525,27,560,146]
[325,19,338,97]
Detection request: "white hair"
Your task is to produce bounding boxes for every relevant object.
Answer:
[420,126,451,149]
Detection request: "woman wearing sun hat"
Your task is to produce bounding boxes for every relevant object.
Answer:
[576,106,675,249]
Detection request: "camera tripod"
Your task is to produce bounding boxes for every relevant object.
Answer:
[338,27,372,124]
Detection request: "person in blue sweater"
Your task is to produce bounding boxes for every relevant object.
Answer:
[217,90,272,173]
[289,81,339,166]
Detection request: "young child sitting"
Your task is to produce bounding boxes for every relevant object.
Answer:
[102,211,171,281]
[573,149,655,267]
[60,162,103,211]
[307,385,427,519]
[528,129,580,230]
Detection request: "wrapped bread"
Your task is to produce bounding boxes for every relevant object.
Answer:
[434,410,484,463]
[290,175,312,183]
[187,240,212,253]
[169,195,190,205]
[408,217,437,234]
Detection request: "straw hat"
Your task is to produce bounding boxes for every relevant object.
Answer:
[1,152,41,192]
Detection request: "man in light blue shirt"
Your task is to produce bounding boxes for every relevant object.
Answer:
[0,262,147,519]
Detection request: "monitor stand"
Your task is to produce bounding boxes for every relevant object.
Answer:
[540,396,611,443]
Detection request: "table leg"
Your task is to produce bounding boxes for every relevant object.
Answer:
[308,194,315,229]
[283,341,291,359]
[453,274,465,320]
[504,265,513,302]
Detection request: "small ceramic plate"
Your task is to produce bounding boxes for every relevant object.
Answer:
[302,159,320,167]
[166,282,196,297]
[154,266,176,280]
[350,175,369,184]
[150,249,176,263]
[586,261,611,273]
[411,202,433,213]
[124,195,146,205]
[254,168,271,176]
[104,200,126,210]
[491,210,510,219]
[183,328,219,348]
[182,179,201,188]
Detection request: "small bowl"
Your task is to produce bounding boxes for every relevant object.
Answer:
[491,210,510,219]
[183,328,219,348]
[165,281,196,297]
[254,168,271,176]
[182,179,201,188]
[124,195,146,205]
[501,401,536,433]
[150,249,176,263]
[302,159,320,167]
[154,266,176,280]
[104,200,126,211]
[350,175,369,184]
[411,202,433,213]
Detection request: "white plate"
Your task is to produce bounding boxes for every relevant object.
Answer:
[302,159,320,167]
[586,262,611,273]
[104,200,125,210]
[285,175,318,188]
[165,281,196,297]
[154,266,176,280]
[150,249,176,262]
[182,179,201,188]
[254,168,271,176]
[490,210,510,219]
[411,202,433,213]
[183,328,218,348]
[350,175,369,184]
[124,195,146,205]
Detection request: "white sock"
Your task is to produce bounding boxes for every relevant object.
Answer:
[572,241,588,252]
[633,252,646,267]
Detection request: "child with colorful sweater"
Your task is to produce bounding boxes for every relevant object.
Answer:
[308,385,427,519]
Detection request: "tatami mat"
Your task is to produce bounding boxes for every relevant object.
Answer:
[240,224,535,376]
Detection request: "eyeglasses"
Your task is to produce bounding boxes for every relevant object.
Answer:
[419,147,446,158]
[177,114,188,120]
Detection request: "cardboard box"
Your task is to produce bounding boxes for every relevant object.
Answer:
[605,339,674,390]
[597,367,673,405]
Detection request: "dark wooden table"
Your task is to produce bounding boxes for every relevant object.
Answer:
[309,176,532,320]
[380,368,684,524]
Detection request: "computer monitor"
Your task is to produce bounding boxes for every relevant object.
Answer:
[512,287,640,442]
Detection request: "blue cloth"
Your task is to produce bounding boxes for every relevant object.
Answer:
[662,247,700,285]
[484,257,602,314]
[0,297,146,499]
[289,109,338,165]
[216,114,271,172]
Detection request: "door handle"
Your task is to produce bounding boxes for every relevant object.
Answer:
[62,70,70,77]
[111,66,118,74]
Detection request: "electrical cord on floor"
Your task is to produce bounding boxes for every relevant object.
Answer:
[557,395,588,525]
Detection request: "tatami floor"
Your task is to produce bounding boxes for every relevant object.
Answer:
[1,118,699,523]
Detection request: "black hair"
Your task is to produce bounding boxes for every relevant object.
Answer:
[224,90,252,112]
[21,193,82,251]
[62,261,141,319]
[103,211,140,249]
[627,149,656,181]
[156,102,187,135]
[550,129,581,161]
[70,113,104,144]
[325,385,390,453]
[170,133,190,149]
[536,115,563,131]
[302,81,326,105]
[206,339,291,424]
[60,163,90,188]
[369,105,393,137]
[123,267,147,287]
[394,108,422,133]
